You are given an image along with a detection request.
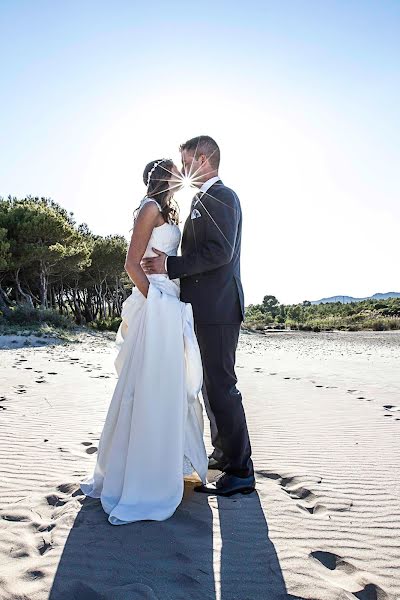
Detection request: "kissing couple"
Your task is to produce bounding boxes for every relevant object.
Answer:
[80,135,255,524]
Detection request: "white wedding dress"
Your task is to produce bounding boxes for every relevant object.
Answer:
[80,197,208,524]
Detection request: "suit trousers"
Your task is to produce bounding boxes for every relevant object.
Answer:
[195,323,254,478]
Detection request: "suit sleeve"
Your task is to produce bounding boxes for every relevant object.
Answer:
[167,188,240,280]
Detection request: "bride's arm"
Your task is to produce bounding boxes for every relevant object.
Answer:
[124,203,161,298]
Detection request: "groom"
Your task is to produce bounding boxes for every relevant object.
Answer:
[142,135,255,496]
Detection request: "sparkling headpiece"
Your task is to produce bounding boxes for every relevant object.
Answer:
[147,159,166,186]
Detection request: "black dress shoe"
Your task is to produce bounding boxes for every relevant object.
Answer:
[208,457,225,470]
[194,472,255,497]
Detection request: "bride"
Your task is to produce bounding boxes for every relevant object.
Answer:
[80,158,208,524]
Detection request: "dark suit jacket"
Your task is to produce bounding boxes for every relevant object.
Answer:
[167,180,245,324]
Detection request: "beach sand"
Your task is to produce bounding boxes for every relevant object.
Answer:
[0,329,399,599]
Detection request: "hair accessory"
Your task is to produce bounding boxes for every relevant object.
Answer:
[147,159,166,186]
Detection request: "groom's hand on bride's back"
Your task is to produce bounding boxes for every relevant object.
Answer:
[141,248,168,275]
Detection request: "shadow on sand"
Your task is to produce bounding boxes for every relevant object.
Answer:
[49,482,303,600]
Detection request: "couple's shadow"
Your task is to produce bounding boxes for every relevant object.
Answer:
[49,481,298,600]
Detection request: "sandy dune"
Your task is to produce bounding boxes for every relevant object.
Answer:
[0,330,399,600]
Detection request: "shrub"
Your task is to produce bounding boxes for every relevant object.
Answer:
[90,317,122,332]
[3,305,75,329]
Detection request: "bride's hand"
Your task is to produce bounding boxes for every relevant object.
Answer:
[141,248,167,275]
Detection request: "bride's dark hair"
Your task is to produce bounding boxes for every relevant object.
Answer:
[133,159,179,226]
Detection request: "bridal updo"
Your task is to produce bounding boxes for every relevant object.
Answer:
[138,158,179,225]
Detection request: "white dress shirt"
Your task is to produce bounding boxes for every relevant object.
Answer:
[195,176,221,203]
[164,176,221,273]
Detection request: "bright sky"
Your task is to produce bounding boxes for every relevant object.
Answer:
[1,1,399,304]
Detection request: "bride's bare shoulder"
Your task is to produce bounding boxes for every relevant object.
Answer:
[131,199,163,234]
[138,201,160,218]
[140,197,162,212]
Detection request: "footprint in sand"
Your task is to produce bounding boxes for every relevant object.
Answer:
[36,521,56,533]
[10,509,56,557]
[24,569,46,581]
[310,551,388,599]
[1,510,32,522]
[280,478,328,516]
[27,484,86,547]
[14,385,27,394]
[37,538,52,556]
[311,550,345,571]
[258,471,353,517]
[257,471,328,515]
[354,584,389,600]
[383,404,400,421]
[57,482,81,495]
[80,442,98,454]
[347,391,371,402]
[383,405,400,413]
[45,493,67,507]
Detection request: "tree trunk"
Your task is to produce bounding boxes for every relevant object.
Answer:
[24,283,41,306]
[72,287,83,325]
[83,290,94,323]
[0,285,11,317]
[58,284,65,314]
[49,285,55,309]
[39,262,48,308]
[14,269,34,309]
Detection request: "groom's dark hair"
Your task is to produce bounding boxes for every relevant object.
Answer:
[180,135,220,170]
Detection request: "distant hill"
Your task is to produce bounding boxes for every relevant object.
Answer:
[311,292,400,305]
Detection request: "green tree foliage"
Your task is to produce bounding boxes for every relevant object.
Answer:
[0,196,129,326]
[262,295,280,317]
[0,227,10,270]
[245,295,280,330]
[245,294,400,332]
[0,227,11,316]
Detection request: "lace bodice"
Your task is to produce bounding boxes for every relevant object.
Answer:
[139,197,181,259]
